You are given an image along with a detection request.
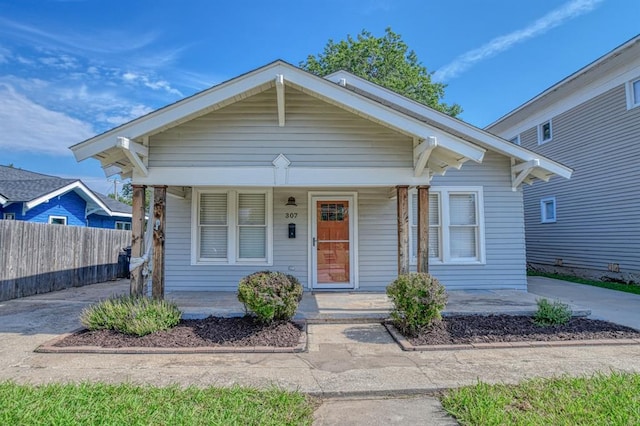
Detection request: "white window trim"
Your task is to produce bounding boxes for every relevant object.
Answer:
[625,77,640,110]
[3,212,15,220]
[48,215,67,225]
[191,188,273,266]
[540,197,557,223]
[537,119,553,145]
[409,187,485,266]
[115,221,131,230]
[509,135,521,146]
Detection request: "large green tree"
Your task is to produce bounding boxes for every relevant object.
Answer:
[301,28,461,117]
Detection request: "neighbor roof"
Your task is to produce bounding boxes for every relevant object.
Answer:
[0,165,131,216]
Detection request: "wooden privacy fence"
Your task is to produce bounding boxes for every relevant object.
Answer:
[0,221,131,301]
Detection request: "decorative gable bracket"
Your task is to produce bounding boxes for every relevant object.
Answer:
[511,159,553,190]
[117,137,148,177]
[272,153,291,185]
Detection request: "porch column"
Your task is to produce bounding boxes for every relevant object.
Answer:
[396,185,410,275]
[152,185,167,299]
[130,184,146,296]
[417,185,430,273]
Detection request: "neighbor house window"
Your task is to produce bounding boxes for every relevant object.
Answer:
[3,213,15,220]
[409,188,484,264]
[626,77,640,109]
[49,215,67,225]
[538,120,552,144]
[509,135,520,145]
[193,189,272,264]
[115,221,131,230]
[540,197,556,223]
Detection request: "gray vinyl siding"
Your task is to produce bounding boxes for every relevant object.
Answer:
[426,151,527,290]
[149,87,412,168]
[514,84,640,274]
[163,151,527,292]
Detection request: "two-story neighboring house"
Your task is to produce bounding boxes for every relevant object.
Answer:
[0,166,132,229]
[487,35,640,284]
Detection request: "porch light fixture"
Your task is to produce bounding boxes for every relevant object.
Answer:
[286,197,297,206]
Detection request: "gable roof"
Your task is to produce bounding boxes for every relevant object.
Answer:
[70,60,571,186]
[487,34,640,134]
[0,166,131,216]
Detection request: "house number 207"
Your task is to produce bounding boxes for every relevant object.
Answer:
[285,213,298,218]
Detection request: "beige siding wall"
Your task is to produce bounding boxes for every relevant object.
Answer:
[163,152,527,292]
[149,87,413,168]
[514,84,640,274]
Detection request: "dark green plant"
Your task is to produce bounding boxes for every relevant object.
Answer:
[80,295,181,336]
[237,271,303,323]
[386,272,447,336]
[301,28,462,117]
[533,298,572,326]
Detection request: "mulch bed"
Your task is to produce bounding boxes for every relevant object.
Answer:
[402,315,640,346]
[55,316,303,348]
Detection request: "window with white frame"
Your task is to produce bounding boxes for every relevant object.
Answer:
[409,188,484,264]
[3,213,15,220]
[626,77,640,109]
[49,215,67,225]
[540,197,556,223]
[538,120,552,144]
[509,135,520,145]
[115,221,132,230]
[194,189,272,264]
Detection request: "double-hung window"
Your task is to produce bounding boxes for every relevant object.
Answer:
[194,189,272,264]
[540,197,556,223]
[626,77,640,109]
[115,221,131,230]
[538,120,552,144]
[410,188,484,264]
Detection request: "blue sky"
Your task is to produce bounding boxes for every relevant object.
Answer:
[1,0,638,195]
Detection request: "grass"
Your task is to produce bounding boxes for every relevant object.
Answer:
[441,372,640,425]
[0,382,315,426]
[528,271,640,295]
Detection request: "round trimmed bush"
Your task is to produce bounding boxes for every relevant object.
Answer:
[386,273,447,336]
[237,271,303,323]
[80,295,182,336]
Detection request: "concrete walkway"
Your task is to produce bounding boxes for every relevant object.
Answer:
[528,276,640,330]
[1,277,639,425]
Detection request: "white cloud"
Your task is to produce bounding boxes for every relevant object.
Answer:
[96,103,154,126]
[0,46,9,63]
[0,84,95,155]
[121,71,183,96]
[433,0,604,82]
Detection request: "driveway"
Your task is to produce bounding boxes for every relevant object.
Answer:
[528,276,640,330]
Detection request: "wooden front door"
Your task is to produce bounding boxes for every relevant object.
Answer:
[311,197,354,289]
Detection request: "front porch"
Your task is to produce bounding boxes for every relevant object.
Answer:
[168,288,589,321]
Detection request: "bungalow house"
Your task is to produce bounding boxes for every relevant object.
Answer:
[486,35,640,284]
[70,61,571,296]
[0,166,132,229]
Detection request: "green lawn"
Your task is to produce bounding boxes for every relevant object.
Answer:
[441,372,640,425]
[0,382,315,426]
[528,271,640,295]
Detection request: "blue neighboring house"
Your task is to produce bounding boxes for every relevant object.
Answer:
[0,166,132,229]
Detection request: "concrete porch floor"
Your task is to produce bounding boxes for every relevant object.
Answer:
[169,287,590,321]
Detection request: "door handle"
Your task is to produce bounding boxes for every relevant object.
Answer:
[313,237,316,247]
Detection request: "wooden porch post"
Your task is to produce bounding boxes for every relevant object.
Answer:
[152,186,167,299]
[417,185,430,273]
[396,185,410,275]
[130,184,146,296]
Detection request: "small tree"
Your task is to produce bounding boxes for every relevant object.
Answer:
[301,28,462,117]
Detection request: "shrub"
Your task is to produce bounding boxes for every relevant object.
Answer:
[533,298,572,326]
[80,295,182,336]
[237,271,303,323]
[386,273,447,336]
